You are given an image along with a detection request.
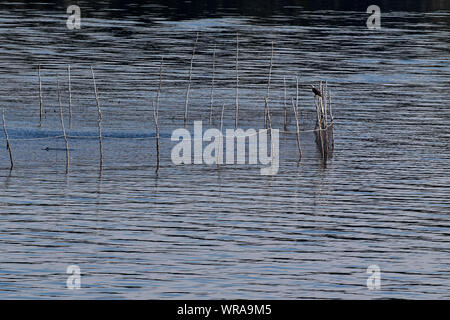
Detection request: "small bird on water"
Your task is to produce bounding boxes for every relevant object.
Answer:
[311,85,322,97]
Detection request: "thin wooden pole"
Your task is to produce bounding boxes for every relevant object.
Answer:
[153,100,160,173]
[329,88,334,149]
[319,81,325,123]
[220,104,225,138]
[68,65,72,128]
[265,97,272,141]
[155,57,163,172]
[184,32,199,125]
[264,98,268,129]
[296,75,299,116]
[329,88,333,122]
[266,97,274,164]
[156,56,163,111]
[209,42,216,126]
[314,92,325,159]
[320,81,329,158]
[38,64,43,126]
[91,66,103,170]
[291,97,302,160]
[265,41,274,130]
[2,109,13,170]
[324,80,328,124]
[57,75,69,173]
[218,103,225,170]
[267,41,274,98]
[283,75,287,131]
[235,33,239,128]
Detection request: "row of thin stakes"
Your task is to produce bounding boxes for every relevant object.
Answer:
[185,32,334,163]
[1,65,103,172]
[2,62,158,173]
[2,33,334,172]
[55,65,104,173]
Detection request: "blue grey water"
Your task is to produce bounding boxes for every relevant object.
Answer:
[0,1,449,299]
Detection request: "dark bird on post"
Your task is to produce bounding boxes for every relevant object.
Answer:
[311,85,322,97]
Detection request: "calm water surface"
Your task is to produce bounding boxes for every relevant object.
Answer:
[0,1,449,299]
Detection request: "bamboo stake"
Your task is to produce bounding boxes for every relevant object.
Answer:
[57,75,69,173]
[283,75,287,131]
[38,64,43,125]
[327,85,333,153]
[265,97,274,165]
[2,109,13,170]
[265,41,274,130]
[314,92,320,128]
[264,97,268,129]
[321,81,329,158]
[265,97,272,141]
[153,100,160,173]
[235,33,239,128]
[291,97,302,160]
[209,42,216,126]
[319,81,325,122]
[319,82,325,126]
[324,81,328,124]
[329,89,334,149]
[267,41,274,99]
[329,88,333,122]
[184,32,198,125]
[68,65,72,128]
[296,76,299,116]
[314,93,325,159]
[155,57,163,172]
[156,56,163,111]
[218,103,225,170]
[91,66,103,170]
[220,103,225,137]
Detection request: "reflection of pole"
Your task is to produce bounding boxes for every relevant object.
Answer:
[57,76,69,173]
[2,109,14,170]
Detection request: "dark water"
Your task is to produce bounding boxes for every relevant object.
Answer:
[0,1,449,299]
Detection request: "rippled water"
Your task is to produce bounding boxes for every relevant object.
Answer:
[0,1,449,299]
